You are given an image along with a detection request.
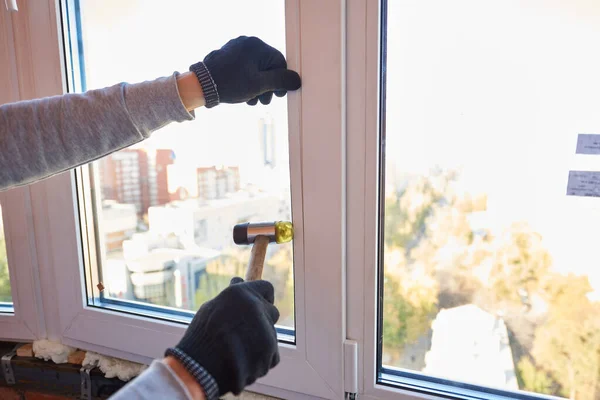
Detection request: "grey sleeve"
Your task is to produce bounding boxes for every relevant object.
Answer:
[109,360,193,400]
[0,73,194,191]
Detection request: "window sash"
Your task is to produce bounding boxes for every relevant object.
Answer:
[346,1,587,400]
[63,0,299,335]
[19,0,346,398]
[345,1,528,399]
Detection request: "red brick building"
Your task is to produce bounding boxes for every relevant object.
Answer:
[98,149,175,216]
[196,166,240,200]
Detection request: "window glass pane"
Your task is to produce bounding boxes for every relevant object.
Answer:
[381,0,600,398]
[0,203,12,305]
[66,1,294,330]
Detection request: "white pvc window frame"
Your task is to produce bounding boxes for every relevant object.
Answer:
[0,2,47,342]
[1,0,583,399]
[346,1,507,399]
[346,1,518,399]
[19,0,346,398]
[0,186,44,341]
[346,1,565,400]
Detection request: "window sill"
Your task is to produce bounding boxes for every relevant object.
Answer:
[223,393,281,400]
[0,342,285,400]
[0,342,126,399]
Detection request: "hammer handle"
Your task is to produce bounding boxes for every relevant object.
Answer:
[245,235,270,281]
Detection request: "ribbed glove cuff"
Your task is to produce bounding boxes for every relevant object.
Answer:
[189,61,220,108]
[165,347,220,400]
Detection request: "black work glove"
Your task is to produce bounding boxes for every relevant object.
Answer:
[189,36,301,108]
[166,277,280,397]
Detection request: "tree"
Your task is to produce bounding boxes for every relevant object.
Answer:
[0,238,11,302]
[383,170,492,361]
[517,357,555,395]
[382,171,457,363]
[410,193,490,308]
[382,263,438,364]
[383,169,600,399]
[194,250,247,308]
[488,222,552,308]
[531,274,600,400]
[384,171,456,253]
[262,244,295,326]
[194,245,295,325]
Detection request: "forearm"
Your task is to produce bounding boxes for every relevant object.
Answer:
[109,359,203,400]
[163,356,206,400]
[177,71,205,111]
[0,73,201,191]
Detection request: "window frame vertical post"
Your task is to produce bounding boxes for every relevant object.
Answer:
[346,0,435,398]
[0,0,48,342]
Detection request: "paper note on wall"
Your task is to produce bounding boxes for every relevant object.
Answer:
[566,171,600,197]
[576,134,600,155]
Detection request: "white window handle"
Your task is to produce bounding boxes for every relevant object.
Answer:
[5,0,18,12]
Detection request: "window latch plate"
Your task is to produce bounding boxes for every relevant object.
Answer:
[4,0,18,12]
[344,339,358,398]
[1,344,22,385]
[80,365,93,400]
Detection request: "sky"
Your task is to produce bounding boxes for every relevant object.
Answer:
[386,0,600,293]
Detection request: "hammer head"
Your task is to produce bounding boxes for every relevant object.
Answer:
[233,221,294,245]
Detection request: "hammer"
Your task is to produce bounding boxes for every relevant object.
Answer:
[233,221,294,281]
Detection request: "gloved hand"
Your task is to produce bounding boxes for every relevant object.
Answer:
[190,36,301,108]
[167,277,280,397]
